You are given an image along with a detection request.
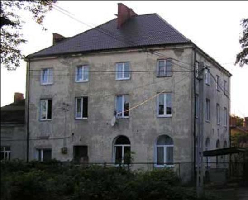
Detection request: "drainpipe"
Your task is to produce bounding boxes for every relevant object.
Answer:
[26,59,30,162]
[193,44,197,180]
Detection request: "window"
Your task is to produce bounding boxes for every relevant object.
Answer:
[205,138,210,168]
[205,69,210,85]
[216,104,220,125]
[37,149,52,162]
[224,107,228,127]
[216,140,220,166]
[40,99,52,120]
[116,95,129,118]
[0,146,11,161]
[224,80,228,95]
[114,136,131,164]
[73,146,88,163]
[75,97,88,119]
[116,62,130,80]
[157,93,172,117]
[157,59,172,77]
[216,75,220,91]
[155,135,173,167]
[75,65,89,82]
[196,94,199,118]
[41,68,53,85]
[206,99,210,121]
[224,141,227,148]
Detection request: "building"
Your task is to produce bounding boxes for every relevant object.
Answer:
[230,116,248,147]
[25,4,231,179]
[1,93,26,161]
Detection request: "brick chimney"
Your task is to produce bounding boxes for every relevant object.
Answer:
[14,92,24,104]
[52,33,66,45]
[117,3,137,29]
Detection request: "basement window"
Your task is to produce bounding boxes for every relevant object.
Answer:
[116,62,130,80]
[157,59,172,77]
[40,99,52,120]
[37,149,52,162]
[75,97,88,119]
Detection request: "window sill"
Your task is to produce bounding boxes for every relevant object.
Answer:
[154,164,174,168]
[75,117,88,120]
[115,78,130,81]
[156,75,172,78]
[157,115,172,118]
[75,80,89,83]
[39,119,52,122]
[205,120,210,123]
[116,117,129,119]
[41,83,53,86]
[206,83,210,86]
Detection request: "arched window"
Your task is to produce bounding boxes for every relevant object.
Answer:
[155,135,173,166]
[114,136,131,164]
[205,138,210,167]
[224,141,227,148]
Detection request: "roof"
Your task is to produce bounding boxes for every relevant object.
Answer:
[27,14,191,58]
[203,147,246,157]
[1,99,25,124]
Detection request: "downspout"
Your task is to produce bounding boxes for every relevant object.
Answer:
[26,59,30,162]
[193,45,197,179]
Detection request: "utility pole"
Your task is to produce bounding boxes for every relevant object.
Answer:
[196,62,206,198]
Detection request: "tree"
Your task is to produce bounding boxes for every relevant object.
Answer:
[235,18,248,67]
[0,0,56,70]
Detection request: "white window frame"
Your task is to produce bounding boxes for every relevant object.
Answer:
[216,104,220,125]
[114,144,131,165]
[206,99,210,122]
[216,75,220,91]
[75,65,89,82]
[224,107,227,127]
[115,62,130,80]
[36,148,52,162]
[40,99,52,121]
[115,95,129,118]
[1,146,11,161]
[157,59,172,77]
[155,144,174,167]
[75,97,88,119]
[157,93,172,117]
[205,69,210,85]
[41,68,53,85]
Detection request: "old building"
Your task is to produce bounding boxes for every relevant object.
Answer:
[1,93,26,161]
[25,4,230,178]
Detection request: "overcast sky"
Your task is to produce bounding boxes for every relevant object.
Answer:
[1,1,248,117]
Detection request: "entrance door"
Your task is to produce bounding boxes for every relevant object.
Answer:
[73,146,88,163]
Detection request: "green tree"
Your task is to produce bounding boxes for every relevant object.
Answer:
[235,18,248,67]
[0,0,56,70]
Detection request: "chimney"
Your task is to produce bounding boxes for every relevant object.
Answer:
[14,92,24,104]
[52,33,66,45]
[117,3,137,29]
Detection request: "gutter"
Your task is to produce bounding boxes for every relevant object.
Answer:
[193,44,197,180]
[26,59,30,162]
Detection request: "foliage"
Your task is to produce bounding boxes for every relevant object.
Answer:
[231,132,248,147]
[0,0,56,70]
[1,160,215,200]
[236,18,248,67]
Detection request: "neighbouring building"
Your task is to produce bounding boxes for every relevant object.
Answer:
[25,3,231,180]
[1,93,26,161]
[230,116,248,147]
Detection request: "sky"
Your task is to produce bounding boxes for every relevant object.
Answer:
[1,1,248,117]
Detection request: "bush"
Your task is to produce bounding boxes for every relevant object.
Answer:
[1,161,217,200]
